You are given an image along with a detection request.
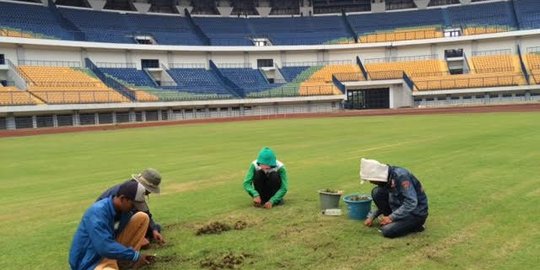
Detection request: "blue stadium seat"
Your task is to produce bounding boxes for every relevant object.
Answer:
[280,66,311,82]
[514,0,540,29]
[0,2,74,40]
[447,1,517,28]
[59,7,204,45]
[101,68,157,88]
[220,68,283,93]
[166,68,231,94]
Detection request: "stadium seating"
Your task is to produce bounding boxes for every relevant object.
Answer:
[413,72,525,90]
[471,54,521,73]
[131,90,160,102]
[250,16,352,45]
[514,0,540,29]
[59,7,204,45]
[220,68,283,93]
[0,1,73,40]
[18,66,128,103]
[0,86,38,105]
[101,68,157,88]
[280,66,312,82]
[166,68,231,95]
[447,1,517,31]
[365,59,447,80]
[193,17,253,46]
[194,15,351,46]
[348,9,445,39]
[0,0,532,46]
[296,64,360,95]
[0,28,36,39]
[526,53,540,84]
[359,26,443,43]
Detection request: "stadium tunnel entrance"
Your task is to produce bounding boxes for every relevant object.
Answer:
[343,80,413,109]
[345,88,389,109]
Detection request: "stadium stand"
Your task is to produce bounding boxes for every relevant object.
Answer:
[470,52,522,73]
[0,86,38,105]
[0,0,534,46]
[349,9,445,42]
[220,68,282,93]
[100,68,157,88]
[365,58,447,80]
[0,1,73,40]
[359,26,443,43]
[18,66,128,103]
[58,7,204,45]
[447,1,517,33]
[514,0,540,29]
[193,15,352,46]
[526,52,540,84]
[365,53,527,91]
[166,68,232,95]
[297,64,360,95]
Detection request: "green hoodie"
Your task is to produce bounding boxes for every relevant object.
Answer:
[243,148,288,205]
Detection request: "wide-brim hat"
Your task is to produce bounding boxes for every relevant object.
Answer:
[133,182,149,212]
[360,158,389,184]
[132,168,161,194]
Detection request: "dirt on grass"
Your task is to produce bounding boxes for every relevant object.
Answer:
[196,220,248,235]
[199,252,251,270]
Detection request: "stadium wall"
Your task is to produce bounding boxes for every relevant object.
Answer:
[2,28,540,130]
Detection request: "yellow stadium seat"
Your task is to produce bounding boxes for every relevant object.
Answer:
[0,86,40,105]
[359,27,442,43]
[18,66,128,104]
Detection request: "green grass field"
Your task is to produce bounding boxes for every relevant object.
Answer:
[1,112,539,269]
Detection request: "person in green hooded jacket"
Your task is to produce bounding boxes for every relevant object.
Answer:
[243,147,288,209]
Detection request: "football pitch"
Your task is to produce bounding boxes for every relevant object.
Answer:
[0,111,539,269]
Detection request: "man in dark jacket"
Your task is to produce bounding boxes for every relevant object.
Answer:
[360,158,428,238]
[98,168,165,247]
[69,180,154,270]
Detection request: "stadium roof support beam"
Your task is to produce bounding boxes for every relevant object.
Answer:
[133,2,150,13]
[299,0,312,16]
[88,0,106,10]
[414,0,429,9]
[371,0,385,13]
[217,6,233,16]
[256,7,272,17]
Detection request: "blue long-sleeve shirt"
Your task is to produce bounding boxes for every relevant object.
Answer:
[98,181,157,233]
[69,197,140,270]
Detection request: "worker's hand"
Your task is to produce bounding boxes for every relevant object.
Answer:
[380,216,393,226]
[133,253,155,269]
[263,201,273,209]
[253,196,262,206]
[364,217,373,227]
[152,230,165,245]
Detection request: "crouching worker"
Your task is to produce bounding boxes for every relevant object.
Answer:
[360,158,428,238]
[97,168,165,248]
[69,180,155,270]
[243,147,288,209]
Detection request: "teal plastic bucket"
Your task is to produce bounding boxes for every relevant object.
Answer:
[343,194,372,220]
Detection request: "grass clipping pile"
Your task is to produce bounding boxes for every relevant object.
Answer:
[200,252,251,270]
[196,220,248,236]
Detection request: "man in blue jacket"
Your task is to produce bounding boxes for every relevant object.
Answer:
[98,168,165,247]
[360,158,429,238]
[69,180,154,269]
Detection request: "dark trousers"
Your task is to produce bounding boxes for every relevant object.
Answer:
[372,186,427,238]
[253,170,282,204]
